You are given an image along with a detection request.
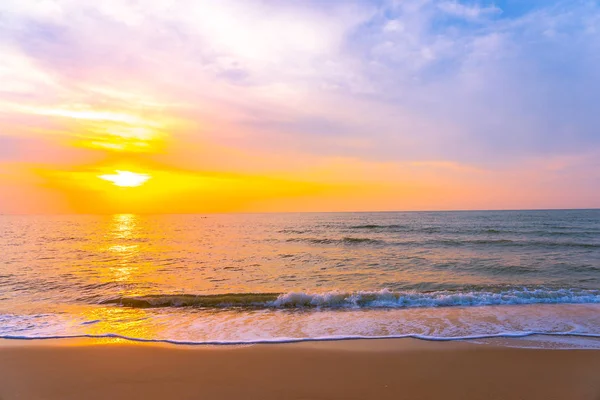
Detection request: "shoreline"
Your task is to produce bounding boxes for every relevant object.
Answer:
[1,338,599,400]
[1,331,600,348]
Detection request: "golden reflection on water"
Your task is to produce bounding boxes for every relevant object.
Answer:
[106,214,142,287]
[69,214,163,340]
[80,306,158,340]
[109,244,138,253]
[112,213,137,239]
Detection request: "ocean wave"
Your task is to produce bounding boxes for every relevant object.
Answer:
[101,293,280,308]
[101,288,600,309]
[349,224,410,230]
[343,225,600,238]
[285,235,600,248]
[286,237,384,245]
[426,238,600,248]
[468,239,599,248]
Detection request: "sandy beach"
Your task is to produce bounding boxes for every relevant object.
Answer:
[1,339,599,400]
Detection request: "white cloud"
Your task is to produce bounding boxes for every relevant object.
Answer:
[438,1,501,20]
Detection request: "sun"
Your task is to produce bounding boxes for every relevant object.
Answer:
[99,170,151,187]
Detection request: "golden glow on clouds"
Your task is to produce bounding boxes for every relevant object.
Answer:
[74,125,164,153]
[99,171,151,187]
[6,100,170,153]
[34,107,159,126]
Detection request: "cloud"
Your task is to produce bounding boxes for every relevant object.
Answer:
[0,0,599,187]
[438,2,502,20]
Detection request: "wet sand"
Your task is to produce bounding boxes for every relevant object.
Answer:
[1,338,599,400]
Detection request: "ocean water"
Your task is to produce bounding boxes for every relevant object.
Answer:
[1,210,600,348]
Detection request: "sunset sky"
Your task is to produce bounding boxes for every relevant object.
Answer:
[1,0,599,214]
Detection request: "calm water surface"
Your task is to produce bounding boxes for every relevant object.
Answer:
[1,210,599,347]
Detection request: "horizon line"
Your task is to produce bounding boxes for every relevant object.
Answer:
[1,207,599,217]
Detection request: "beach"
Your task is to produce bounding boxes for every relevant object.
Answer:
[1,338,599,400]
[2,0,599,396]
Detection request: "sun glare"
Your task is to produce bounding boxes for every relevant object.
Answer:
[99,171,151,187]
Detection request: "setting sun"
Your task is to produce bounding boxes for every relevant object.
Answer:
[99,171,151,187]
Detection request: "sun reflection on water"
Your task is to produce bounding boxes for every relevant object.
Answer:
[113,214,138,238]
[107,214,141,284]
[79,306,158,340]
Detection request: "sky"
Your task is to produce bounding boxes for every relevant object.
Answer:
[1,0,599,214]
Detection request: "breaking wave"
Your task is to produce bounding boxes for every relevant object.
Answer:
[101,287,600,309]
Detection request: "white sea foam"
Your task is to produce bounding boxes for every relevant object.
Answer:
[2,303,600,349]
[268,288,600,308]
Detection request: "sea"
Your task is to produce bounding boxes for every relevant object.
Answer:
[1,210,600,348]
